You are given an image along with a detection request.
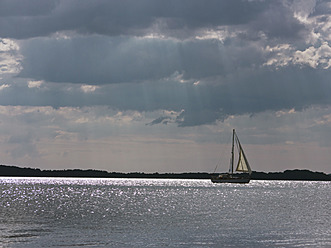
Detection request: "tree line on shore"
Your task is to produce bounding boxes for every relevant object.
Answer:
[0,164,330,181]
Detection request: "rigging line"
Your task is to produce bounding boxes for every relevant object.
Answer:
[212,129,232,173]
[213,155,222,173]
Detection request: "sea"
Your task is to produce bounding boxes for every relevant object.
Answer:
[0,177,330,248]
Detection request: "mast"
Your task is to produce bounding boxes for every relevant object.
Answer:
[231,129,235,174]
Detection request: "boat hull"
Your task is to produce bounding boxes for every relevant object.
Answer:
[211,178,250,183]
[211,173,250,184]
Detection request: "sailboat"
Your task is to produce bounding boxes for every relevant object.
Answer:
[211,129,252,183]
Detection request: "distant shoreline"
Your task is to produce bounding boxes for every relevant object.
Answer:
[0,164,330,181]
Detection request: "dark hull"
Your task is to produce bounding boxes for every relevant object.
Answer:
[211,174,250,184]
[211,178,250,183]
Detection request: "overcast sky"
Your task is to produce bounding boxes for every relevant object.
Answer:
[0,0,330,173]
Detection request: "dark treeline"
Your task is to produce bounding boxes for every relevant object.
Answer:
[0,164,211,179]
[251,170,331,181]
[0,164,330,181]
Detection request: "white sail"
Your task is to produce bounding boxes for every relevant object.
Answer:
[235,133,252,175]
[236,149,249,172]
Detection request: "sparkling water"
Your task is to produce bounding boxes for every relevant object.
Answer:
[0,177,330,247]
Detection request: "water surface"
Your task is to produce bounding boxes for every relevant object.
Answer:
[0,178,330,247]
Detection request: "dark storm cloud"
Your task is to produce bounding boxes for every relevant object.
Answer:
[0,0,56,16]
[4,64,331,126]
[18,36,180,84]
[0,0,269,39]
[311,1,331,16]
[1,0,330,128]
[18,36,265,84]
[249,3,307,41]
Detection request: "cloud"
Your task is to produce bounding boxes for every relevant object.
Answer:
[3,62,331,127]
[1,0,331,173]
[1,0,331,128]
[12,0,329,88]
[80,84,100,93]
[17,35,267,85]
[249,2,307,41]
[0,1,319,43]
[0,84,10,91]
[147,116,172,126]
[293,42,331,69]
[0,0,268,39]
[18,36,181,84]
[0,104,330,173]
[28,80,43,88]
[0,38,21,74]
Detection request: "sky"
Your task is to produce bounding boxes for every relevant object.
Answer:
[0,0,331,173]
